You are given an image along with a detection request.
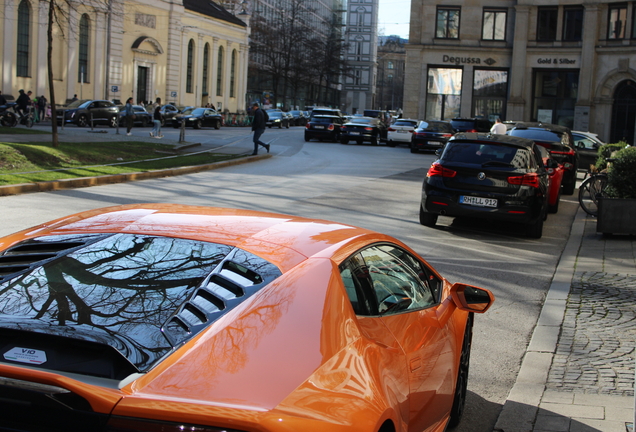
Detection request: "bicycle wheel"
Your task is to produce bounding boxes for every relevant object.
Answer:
[578,174,609,216]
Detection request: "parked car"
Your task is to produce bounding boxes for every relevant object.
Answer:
[508,122,578,195]
[56,99,119,127]
[283,111,294,125]
[537,145,565,213]
[266,111,290,128]
[387,118,419,147]
[410,120,455,153]
[118,105,152,127]
[572,130,606,170]
[159,104,180,126]
[172,107,222,129]
[289,110,307,126]
[304,115,345,142]
[420,133,549,238]
[340,116,387,145]
[450,118,493,133]
[0,203,494,432]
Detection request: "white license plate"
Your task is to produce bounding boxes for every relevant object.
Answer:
[350,131,360,135]
[314,125,324,129]
[397,130,408,133]
[428,141,442,145]
[459,196,497,208]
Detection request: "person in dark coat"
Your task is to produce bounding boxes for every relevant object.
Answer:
[16,89,30,116]
[250,102,270,155]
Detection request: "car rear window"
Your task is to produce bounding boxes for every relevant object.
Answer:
[419,121,452,132]
[394,120,417,127]
[509,129,562,143]
[313,116,339,123]
[442,142,535,169]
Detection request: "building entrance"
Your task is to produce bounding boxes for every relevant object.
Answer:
[611,80,636,145]
[137,66,149,105]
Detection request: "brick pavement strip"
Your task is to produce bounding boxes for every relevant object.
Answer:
[546,271,636,397]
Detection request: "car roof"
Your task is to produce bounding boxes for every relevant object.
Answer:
[512,122,571,133]
[450,132,536,149]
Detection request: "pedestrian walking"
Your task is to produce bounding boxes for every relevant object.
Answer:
[125,97,134,136]
[36,95,46,122]
[251,102,270,155]
[490,118,507,135]
[15,89,30,117]
[151,105,163,138]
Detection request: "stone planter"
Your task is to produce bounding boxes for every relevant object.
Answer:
[596,196,636,235]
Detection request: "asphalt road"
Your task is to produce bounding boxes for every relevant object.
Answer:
[0,125,578,431]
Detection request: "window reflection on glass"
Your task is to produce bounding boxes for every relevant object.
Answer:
[537,7,558,41]
[608,4,627,39]
[482,9,506,40]
[563,6,583,41]
[436,7,460,39]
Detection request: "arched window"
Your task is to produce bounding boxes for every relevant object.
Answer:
[216,46,224,97]
[186,39,194,93]
[230,49,236,98]
[17,0,30,77]
[78,14,90,83]
[202,43,210,95]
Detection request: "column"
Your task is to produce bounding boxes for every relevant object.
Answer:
[508,5,530,121]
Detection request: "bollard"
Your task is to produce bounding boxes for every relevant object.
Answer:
[179,119,186,143]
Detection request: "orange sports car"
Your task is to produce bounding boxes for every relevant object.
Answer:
[0,204,494,432]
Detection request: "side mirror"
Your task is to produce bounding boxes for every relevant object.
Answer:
[450,283,495,313]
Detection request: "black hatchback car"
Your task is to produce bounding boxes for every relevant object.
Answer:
[410,120,455,153]
[419,133,549,238]
[508,122,578,195]
[340,117,387,145]
[304,115,344,142]
[57,100,120,127]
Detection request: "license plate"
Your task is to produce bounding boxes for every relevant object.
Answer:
[350,131,360,135]
[428,141,442,145]
[314,125,324,129]
[459,196,497,208]
[397,130,408,133]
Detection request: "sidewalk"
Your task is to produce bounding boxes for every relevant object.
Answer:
[495,208,636,432]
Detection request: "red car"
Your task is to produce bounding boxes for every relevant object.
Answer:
[538,145,565,213]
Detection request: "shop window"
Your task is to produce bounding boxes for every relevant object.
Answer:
[563,6,584,41]
[532,70,579,129]
[17,0,30,77]
[426,67,462,120]
[537,7,558,41]
[472,69,509,121]
[482,9,507,41]
[608,3,627,39]
[436,7,460,39]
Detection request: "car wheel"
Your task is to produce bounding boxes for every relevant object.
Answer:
[419,205,438,227]
[142,117,150,127]
[304,134,310,142]
[109,116,118,128]
[173,123,179,128]
[549,188,561,214]
[194,119,202,129]
[562,179,575,195]
[160,118,166,127]
[77,115,88,127]
[388,140,396,147]
[340,138,348,144]
[214,120,220,130]
[526,216,544,239]
[278,123,282,129]
[371,135,378,146]
[448,313,473,429]
[286,123,290,129]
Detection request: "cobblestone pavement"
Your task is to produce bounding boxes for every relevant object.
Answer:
[547,271,636,397]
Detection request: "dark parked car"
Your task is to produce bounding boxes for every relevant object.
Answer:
[159,104,180,126]
[508,122,578,195]
[419,133,549,238]
[56,99,119,127]
[450,118,493,133]
[289,110,307,126]
[572,131,605,170]
[340,117,387,145]
[118,105,152,127]
[310,107,344,120]
[304,115,344,142]
[266,111,290,128]
[410,120,455,153]
[172,107,222,129]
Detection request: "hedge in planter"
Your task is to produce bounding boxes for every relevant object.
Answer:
[597,145,636,235]
[594,142,629,171]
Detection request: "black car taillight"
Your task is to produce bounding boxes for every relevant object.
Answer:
[388,127,396,131]
[364,127,373,131]
[427,162,457,178]
[508,173,540,188]
[107,417,247,432]
[305,123,310,129]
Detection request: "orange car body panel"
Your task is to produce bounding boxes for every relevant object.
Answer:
[0,204,492,432]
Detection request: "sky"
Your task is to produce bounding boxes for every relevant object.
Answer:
[377,0,411,39]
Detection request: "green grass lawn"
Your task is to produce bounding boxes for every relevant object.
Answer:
[0,139,242,186]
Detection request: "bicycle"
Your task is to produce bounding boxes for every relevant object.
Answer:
[578,158,615,216]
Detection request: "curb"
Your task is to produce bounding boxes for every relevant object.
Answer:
[0,153,272,197]
[493,207,586,432]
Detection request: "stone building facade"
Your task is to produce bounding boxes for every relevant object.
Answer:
[1,0,249,111]
[405,0,636,144]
